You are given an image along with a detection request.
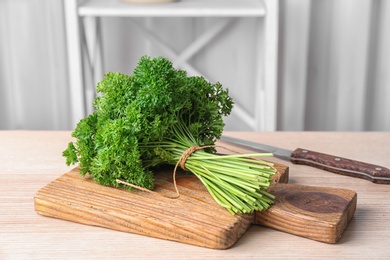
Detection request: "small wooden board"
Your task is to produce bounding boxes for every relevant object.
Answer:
[34,163,357,249]
[256,184,357,243]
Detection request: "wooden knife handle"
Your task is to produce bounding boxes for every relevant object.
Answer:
[290,148,390,184]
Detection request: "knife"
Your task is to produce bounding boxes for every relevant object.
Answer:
[220,135,390,184]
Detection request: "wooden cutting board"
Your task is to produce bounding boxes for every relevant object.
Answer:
[34,163,357,249]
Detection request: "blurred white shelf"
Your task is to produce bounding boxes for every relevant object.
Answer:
[65,0,278,131]
[78,0,266,17]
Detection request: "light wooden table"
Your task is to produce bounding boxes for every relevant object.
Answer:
[1,131,389,259]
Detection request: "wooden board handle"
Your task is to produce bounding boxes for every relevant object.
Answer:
[256,183,357,243]
[290,148,390,184]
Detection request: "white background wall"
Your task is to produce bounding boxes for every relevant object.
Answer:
[1,0,389,131]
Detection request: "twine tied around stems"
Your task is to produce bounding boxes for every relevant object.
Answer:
[171,145,215,197]
[116,144,279,199]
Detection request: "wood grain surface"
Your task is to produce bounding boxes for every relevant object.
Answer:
[256,184,357,243]
[34,162,356,248]
[34,164,288,249]
[3,131,390,258]
[34,167,253,249]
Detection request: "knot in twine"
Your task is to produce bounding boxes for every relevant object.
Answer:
[176,145,213,171]
[171,145,214,197]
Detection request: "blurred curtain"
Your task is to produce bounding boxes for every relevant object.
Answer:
[0,0,389,131]
[278,0,390,131]
[0,0,70,130]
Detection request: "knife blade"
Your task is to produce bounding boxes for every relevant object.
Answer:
[220,135,390,184]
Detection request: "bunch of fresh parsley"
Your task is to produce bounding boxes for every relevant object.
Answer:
[63,56,276,214]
